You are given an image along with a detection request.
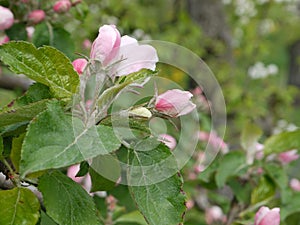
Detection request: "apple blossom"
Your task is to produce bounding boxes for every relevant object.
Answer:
[72,58,88,75]
[278,149,299,165]
[67,164,84,183]
[53,0,72,13]
[90,24,158,76]
[26,26,35,39]
[67,164,106,197]
[198,131,228,153]
[159,134,177,150]
[254,206,280,225]
[0,6,14,30]
[90,25,121,66]
[205,206,227,224]
[113,35,158,76]
[28,10,45,24]
[0,35,9,45]
[82,39,92,50]
[255,142,264,160]
[290,178,300,192]
[155,89,196,117]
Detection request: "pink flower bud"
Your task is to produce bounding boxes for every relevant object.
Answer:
[254,206,280,225]
[155,89,196,117]
[90,24,121,66]
[0,35,9,45]
[205,206,227,224]
[82,39,92,50]
[278,149,299,165]
[0,6,14,30]
[28,10,45,24]
[72,58,88,75]
[185,199,194,210]
[159,134,177,150]
[290,178,300,192]
[26,26,35,39]
[53,0,72,13]
[255,143,264,160]
[67,164,84,183]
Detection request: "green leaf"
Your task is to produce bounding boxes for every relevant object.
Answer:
[75,161,89,177]
[126,143,186,225]
[38,171,101,225]
[0,88,17,108]
[228,179,251,204]
[0,136,3,157]
[0,41,79,99]
[264,163,288,190]
[32,24,75,59]
[0,187,40,225]
[89,154,120,192]
[115,211,148,225]
[10,134,25,172]
[40,211,58,225]
[20,101,121,177]
[251,176,276,204]
[264,130,300,155]
[16,83,52,106]
[281,193,300,220]
[241,122,262,150]
[0,99,50,128]
[5,23,27,41]
[98,69,156,115]
[215,151,246,188]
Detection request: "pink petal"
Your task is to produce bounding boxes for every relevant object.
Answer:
[67,164,84,183]
[113,35,158,76]
[90,25,121,66]
[258,208,280,225]
[72,58,88,75]
[159,134,177,150]
[0,6,14,30]
[155,89,196,117]
[290,178,300,192]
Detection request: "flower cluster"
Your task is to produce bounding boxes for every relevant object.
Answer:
[74,24,159,78]
[72,24,196,122]
[0,1,79,45]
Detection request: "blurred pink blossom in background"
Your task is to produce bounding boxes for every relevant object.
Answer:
[28,10,45,25]
[0,35,9,45]
[254,206,280,225]
[290,178,300,192]
[205,206,227,224]
[53,0,72,13]
[0,6,14,30]
[278,149,299,165]
[198,131,228,154]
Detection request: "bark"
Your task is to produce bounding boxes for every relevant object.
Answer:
[186,0,233,62]
[289,40,300,87]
